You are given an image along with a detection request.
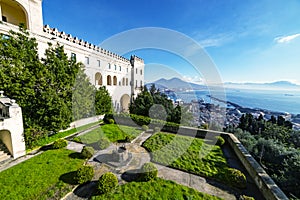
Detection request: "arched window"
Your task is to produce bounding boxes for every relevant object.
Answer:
[126,78,128,86]
[113,76,117,85]
[119,66,122,71]
[122,78,125,86]
[140,80,143,87]
[95,72,102,85]
[107,75,112,85]
[108,63,111,69]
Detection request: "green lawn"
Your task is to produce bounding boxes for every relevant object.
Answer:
[0,149,85,200]
[78,124,142,144]
[142,132,229,181]
[91,178,222,200]
[28,121,100,151]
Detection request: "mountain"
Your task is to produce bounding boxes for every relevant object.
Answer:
[264,81,299,87]
[146,77,206,91]
[225,81,300,90]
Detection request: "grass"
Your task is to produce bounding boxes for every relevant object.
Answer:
[91,178,222,200]
[77,124,142,144]
[0,149,85,200]
[142,132,229,182]
[27,121,100,151]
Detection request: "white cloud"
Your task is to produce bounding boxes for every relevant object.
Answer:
[275,33,300,43]
[192,32,234,48]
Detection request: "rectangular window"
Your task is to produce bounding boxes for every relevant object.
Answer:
[140,80,143,87]
[140,69,143,75]
[71,53,76,61]
[136,80,138,87]
[126,68,129,73]
[136,68,138,74]
[85,56,89,65]
[97,60,101,67]
[2,16,7,22]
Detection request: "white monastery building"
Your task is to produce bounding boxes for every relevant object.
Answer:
[0,0,145,113]
[0,0,144,159]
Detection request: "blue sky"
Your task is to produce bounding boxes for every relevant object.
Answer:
[42,0,300,84]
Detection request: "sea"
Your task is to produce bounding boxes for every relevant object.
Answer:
[172,89,300,115]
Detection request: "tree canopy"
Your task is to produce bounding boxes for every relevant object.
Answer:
[129,84,192,125]
[0,27,112,148]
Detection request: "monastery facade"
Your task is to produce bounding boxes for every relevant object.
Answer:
[0,0,145,113]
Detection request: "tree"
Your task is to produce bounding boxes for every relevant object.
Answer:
[72,65,96,120]
[95,86,112,115]
[129,84,184,124]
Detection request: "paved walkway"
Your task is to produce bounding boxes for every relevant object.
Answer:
[64,131,240,200]
[156,164,237,200]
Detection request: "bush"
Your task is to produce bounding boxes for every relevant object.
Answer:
[239,195,255,200]
[97,172,118,194]
[75,165,94,184]
[124,135,134,143]
[216,136,225,146]
[142,125,149,131]
[73,137,82,143]
[52,139,68,149]
[98,137,111,150]
[81,146,95,159]
[139,162,158,181]
[103,113,114,124]
[226,168,247,188]
[108,119,115,124]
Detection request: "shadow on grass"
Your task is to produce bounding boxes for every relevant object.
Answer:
[40,144,53,151]
[121,169,143,182]
[73,181,98,198]
[59,171,78,185]
[69,152,84,159]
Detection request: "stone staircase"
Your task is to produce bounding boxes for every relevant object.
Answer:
[0,141,12,164]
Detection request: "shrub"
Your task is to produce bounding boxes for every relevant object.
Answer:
[154,127,160,133]
[52,139,68,149]
[108,119,115,124]
[216,136,225,146]
[97,172,118,194]
[142,125,149,131]
[239,195,255,200]
[75,165,94,184]
[124,135,134,143]
[103,113,114,124]
[139,162,158,181]
[73,137,82,143]
[226,168,247,188]
[98,137,111,150]
[81,146,95,159]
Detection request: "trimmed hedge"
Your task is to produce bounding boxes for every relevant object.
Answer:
[81,146,95,159]
[97,172,118,194]
[52,139,68,149]
[98,137,111,150]
[73,137,82,143]
[75,165,94,184]
[103,113,180,133]
[139,162,158,181]
[225,168,247,189]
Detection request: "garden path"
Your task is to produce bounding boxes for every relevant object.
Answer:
[64,131,239,200]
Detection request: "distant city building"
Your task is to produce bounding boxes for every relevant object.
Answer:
[0,0,145,113]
